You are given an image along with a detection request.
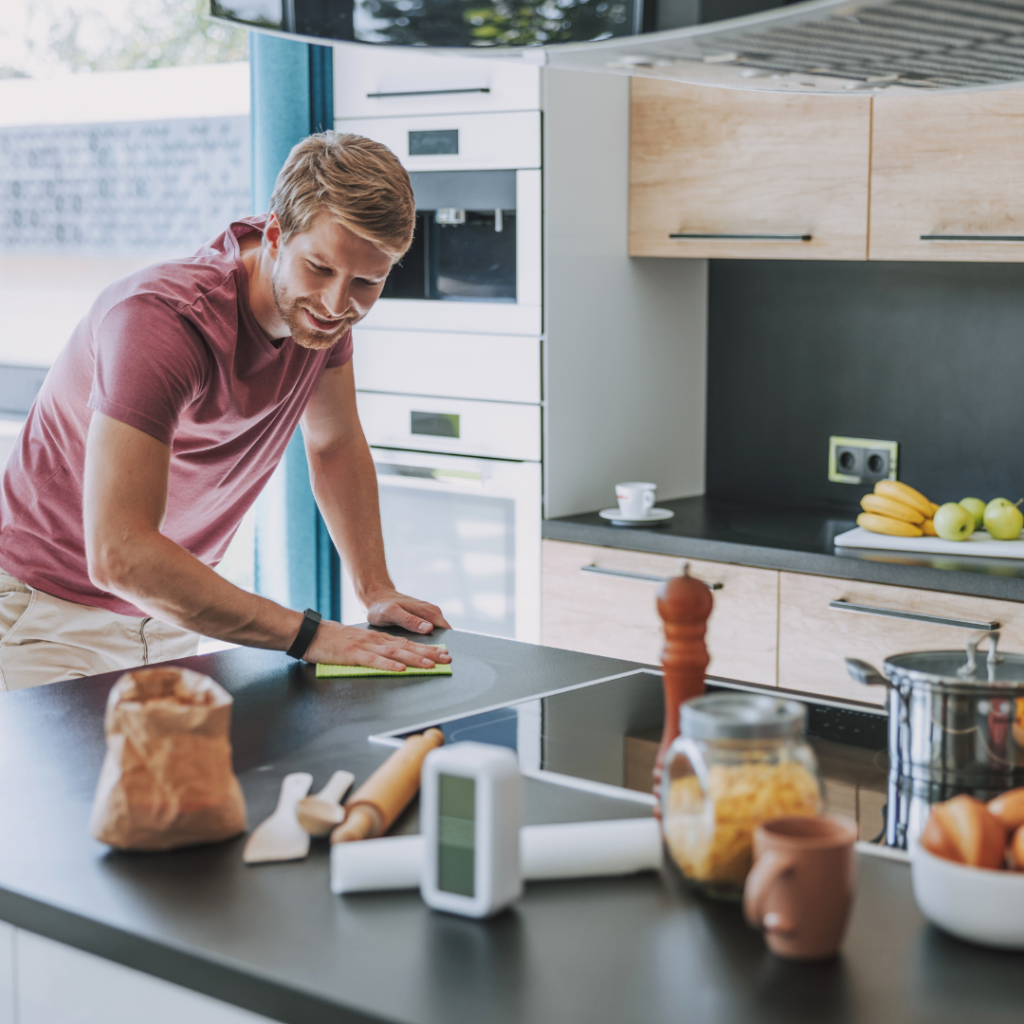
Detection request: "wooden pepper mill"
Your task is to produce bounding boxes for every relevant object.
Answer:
[652,566,713,812]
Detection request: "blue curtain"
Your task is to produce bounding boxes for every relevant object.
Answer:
[250,33,341,620]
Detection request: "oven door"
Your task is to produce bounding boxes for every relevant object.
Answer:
[340,448,541,643]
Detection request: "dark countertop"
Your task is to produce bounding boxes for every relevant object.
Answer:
[1,632,1022,1024]
[544,495,1024,603]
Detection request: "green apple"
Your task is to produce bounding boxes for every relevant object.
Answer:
[934,502,976,542]
[959,497,987,530]
[984,498,1024,540]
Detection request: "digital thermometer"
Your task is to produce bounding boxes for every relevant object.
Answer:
[420,742,522,919]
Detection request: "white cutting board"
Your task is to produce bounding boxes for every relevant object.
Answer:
[834,527,1024,560]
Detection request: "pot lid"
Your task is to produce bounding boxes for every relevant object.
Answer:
[884,633,1024,688]
[681,692,806,740]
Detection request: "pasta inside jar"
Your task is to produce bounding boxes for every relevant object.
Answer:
[663,757,822,898]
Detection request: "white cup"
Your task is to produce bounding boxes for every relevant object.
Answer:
[615,482,656,520]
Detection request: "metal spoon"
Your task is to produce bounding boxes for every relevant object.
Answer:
[296,770,356,837]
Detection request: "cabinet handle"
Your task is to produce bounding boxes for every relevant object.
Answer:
[366,87,490,98]
[829,599,999,631]
[920,234,1024,243]
[669,232,812,242]
[580,565,723,590]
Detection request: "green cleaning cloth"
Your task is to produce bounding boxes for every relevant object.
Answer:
[315,646,451,679]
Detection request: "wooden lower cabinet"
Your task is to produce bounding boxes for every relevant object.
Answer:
[541,540,779,686]
[778,573,1024,705]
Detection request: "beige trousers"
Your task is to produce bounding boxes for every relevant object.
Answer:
[0,568,199,691]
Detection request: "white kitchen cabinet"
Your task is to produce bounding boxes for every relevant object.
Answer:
[333,44,540,119]
[16,929,272,1024]
[352,329,541,405]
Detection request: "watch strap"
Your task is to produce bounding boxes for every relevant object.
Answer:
[287,608,322,660]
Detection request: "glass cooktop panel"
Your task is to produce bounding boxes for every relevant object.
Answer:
[374,670,895,846]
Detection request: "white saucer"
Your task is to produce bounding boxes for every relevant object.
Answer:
[599,507,675,526]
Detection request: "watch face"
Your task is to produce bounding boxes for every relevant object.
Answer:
[438,773,475,897]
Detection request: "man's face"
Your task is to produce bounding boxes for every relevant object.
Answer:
[269,214,393,350]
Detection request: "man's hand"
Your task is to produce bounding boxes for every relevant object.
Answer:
[363,589,451,634]
[304,620,452,671]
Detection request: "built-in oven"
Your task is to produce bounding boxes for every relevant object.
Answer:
[335,112,541,335]
[340,447,541,643]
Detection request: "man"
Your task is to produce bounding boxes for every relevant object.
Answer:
[0,131,452,690]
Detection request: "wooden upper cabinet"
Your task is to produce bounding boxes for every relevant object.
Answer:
[870,89,1024,262]
[629,80,872,260]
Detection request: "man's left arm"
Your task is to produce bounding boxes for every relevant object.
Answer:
[301,361,450,634]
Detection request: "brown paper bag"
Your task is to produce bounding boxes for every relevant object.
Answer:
[89,667,248,851]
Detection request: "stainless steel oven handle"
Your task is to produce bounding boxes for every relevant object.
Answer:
[669,232,812,242]
[580,565,723,590]
[829,599,1000,631]
[366,87,490,98]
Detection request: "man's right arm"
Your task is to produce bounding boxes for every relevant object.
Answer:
[83,412,448,670]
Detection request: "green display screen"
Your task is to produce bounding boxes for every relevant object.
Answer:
[438,773,475,897]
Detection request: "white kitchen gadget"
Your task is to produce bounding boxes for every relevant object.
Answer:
[615,481,657,520]
[420,741,522,919]
[599,507,674,526]
[332,817,662,894]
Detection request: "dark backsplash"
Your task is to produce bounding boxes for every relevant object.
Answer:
[705,260,1024,512]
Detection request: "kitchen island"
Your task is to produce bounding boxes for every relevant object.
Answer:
[0,629,1020,1024]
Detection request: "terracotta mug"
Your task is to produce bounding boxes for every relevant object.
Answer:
[742,815,858,960]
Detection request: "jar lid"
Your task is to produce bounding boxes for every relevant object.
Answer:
[680,692,807,740]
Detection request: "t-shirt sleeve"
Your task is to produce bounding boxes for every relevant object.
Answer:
[326,329,353,369]
[88,295,210,448]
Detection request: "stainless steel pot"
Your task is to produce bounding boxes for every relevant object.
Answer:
[846,631,1024,788]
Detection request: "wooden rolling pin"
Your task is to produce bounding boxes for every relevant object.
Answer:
[330,729,444,844]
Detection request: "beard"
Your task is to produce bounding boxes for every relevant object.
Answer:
[271,263,354,351]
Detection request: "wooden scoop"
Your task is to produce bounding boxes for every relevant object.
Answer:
[330,729,444,844]
[296,770,356,837]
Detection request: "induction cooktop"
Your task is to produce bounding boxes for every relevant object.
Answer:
[370,669,908,854]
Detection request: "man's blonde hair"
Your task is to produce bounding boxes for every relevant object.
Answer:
[269,131,415,260]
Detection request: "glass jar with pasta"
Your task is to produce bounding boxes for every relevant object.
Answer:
[661,693,822,900]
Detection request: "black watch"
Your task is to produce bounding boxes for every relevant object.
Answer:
[286,608,322,660]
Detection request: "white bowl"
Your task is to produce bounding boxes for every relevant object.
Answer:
[911,843,1024,949]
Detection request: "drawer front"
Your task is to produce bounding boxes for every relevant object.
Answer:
[334,112,541,172]
[541,540,779,685]
[353,329,541,404]
[333,45,540,120]
[778,573,1024,705]
[357,392,540,461]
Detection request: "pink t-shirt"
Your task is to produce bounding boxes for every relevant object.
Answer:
[0,216,351,617]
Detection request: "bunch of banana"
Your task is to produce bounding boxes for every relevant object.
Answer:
[857,481,941,538]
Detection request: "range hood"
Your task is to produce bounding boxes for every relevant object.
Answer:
[213,0,1024,94]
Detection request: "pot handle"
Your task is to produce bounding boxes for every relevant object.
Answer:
[845,658,888,687]
[958,630,1001,679]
